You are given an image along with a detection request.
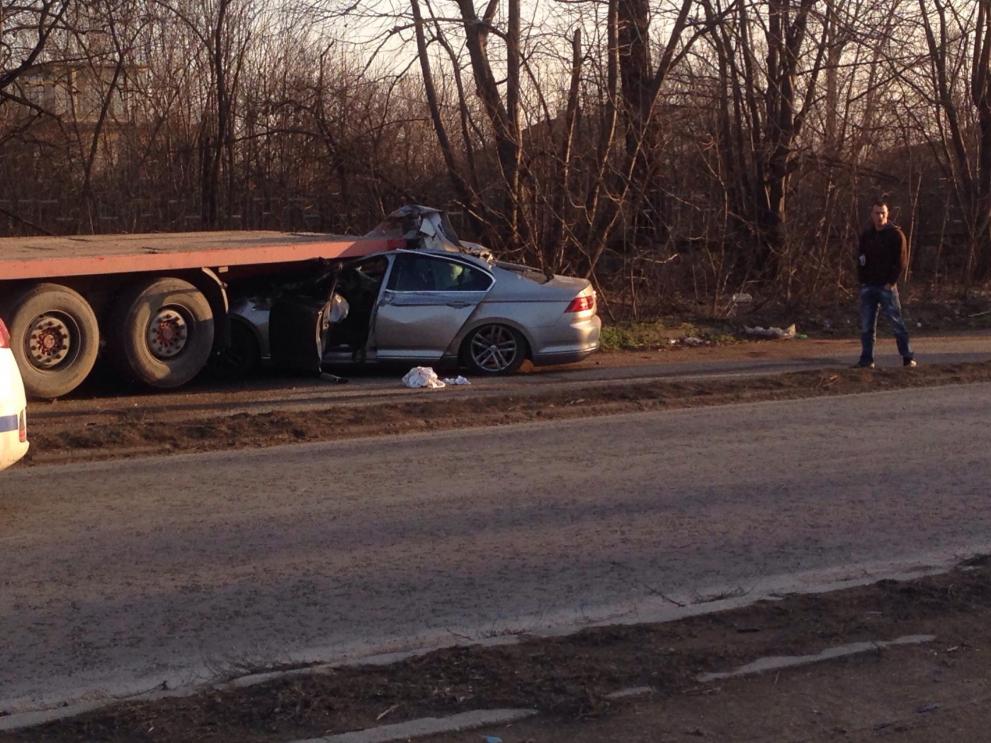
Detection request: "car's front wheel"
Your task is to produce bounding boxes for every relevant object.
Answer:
[463,324,527,375]
[208,321,260,379]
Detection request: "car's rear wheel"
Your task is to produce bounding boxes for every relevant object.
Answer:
[463,324,527,375]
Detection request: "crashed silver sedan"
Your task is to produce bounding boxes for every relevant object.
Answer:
[224,207,601,376]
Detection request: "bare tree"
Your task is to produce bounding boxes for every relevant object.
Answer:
[150,0,256,226]
[700,0,831,280]
[0,0,70,97]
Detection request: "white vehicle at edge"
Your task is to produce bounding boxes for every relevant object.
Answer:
[0,317,29,470]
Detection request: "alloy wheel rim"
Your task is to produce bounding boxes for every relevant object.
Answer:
[470,326,518,372]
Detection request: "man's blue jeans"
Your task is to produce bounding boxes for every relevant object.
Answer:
[859,284,913,364]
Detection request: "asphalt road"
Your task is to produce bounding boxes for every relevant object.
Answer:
[1,382,990,717]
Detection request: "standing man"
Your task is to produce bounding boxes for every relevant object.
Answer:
[855,200,916,368]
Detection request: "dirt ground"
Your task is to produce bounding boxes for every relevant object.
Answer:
[2,557,990,742]
[23,359,991,467]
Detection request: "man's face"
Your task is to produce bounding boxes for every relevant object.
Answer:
[871,205,889,230]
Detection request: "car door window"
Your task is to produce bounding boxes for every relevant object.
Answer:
[354,256,389,284]
[388,254,491,292]
[440,261,491,291]
[389,255,435,291]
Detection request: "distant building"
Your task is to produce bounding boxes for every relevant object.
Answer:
[9,60,146,127]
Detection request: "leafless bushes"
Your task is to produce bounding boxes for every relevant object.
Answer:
[1,0,990,315]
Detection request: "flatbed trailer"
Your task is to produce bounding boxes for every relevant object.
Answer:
[0,231,401,398]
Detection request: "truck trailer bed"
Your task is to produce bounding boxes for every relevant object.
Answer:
[0,231,398,280]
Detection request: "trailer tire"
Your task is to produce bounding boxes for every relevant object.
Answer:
[6,283,100,399]
[111,277,215,388]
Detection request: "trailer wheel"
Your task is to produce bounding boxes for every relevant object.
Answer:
[6,283,100,399]
[111,277,215,388]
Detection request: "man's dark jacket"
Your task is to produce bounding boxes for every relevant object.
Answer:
[857,223,907,286]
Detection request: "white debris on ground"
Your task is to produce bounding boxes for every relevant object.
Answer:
[402,367,447,388]
[681,336,707,347]
[731,292,753,304]
[401,368,473,388]
[743,323,797,339]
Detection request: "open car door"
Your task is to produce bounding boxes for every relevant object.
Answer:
[269,269,340,373]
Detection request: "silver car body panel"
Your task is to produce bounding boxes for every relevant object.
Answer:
[443,303,600,366]
[440,264,599,365]
[374,288,488,360]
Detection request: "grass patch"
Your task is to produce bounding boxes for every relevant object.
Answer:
[600,319,739,351]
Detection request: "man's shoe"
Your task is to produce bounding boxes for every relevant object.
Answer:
[904,358,917,368]
[853,361,875,369]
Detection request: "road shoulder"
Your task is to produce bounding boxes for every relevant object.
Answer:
[3,557,990,742]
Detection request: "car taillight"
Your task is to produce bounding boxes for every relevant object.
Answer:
[18,410,27,443]
[565,293,595,313]
[0,320,9,348]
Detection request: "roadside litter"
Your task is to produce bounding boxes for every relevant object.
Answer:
[402,367,446,388]
[743,323,797,340]
[401,368,471,389]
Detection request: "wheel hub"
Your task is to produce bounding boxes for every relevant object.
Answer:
[471,327,517,371]
[27,314,73,369]
[148,308,189,359]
